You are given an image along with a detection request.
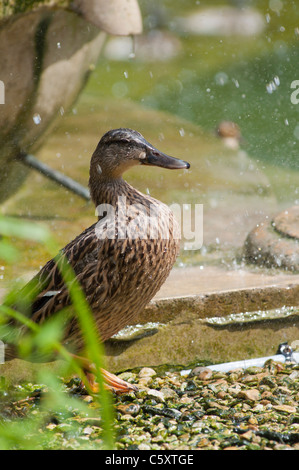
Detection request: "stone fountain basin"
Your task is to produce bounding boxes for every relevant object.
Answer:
[1,90,298,383]
[0,0,142,202]
[104,266,299,371]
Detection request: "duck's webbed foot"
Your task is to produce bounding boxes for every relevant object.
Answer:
[70,354,138,395]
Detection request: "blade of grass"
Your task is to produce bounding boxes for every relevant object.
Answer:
[52,252,116,449]
[0,216,116,449]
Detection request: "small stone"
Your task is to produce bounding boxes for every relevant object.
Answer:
[46,423,57,430]
[82,426,94,435]
[197,438,210,448]
[117,403,140,416]
[252,404,264,412]
[261,390,273,399]
[260,400,271,405]
[138,367,156,378]
[245,366,264,375]
[180,395,193,404]
[240,430,254,441]
[83,395,93,403]
[138,377,152,387]
[260,376,276,388]
[273,405,297,414]
[190,367,213,381]
[289,370,299,380]
[273,386,291,396]
[228,384,242,396]
[117,372,137,382]
[238,389,260,401]
[146,389,165,403]
[160,387,177,400]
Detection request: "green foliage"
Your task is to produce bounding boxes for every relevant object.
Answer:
[0,216,115,449]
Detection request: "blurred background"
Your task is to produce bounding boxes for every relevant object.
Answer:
[1,0,299,284]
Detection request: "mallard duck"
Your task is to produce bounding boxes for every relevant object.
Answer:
[4,128,190,393]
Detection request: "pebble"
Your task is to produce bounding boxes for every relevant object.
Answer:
[138,443,151,450]
[83,426,94,435]
[117,403,141,416]
[190,367,213,380]
[138,367,157,378]
[273,405,297,414]
[6,357,299,451]
[138,377,153,387]
[238,389,261,401]
[160,387,177,400]
[146,389,165,403]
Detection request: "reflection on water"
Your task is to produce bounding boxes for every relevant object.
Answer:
[206,305,299,326]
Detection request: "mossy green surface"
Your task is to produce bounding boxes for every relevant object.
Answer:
[0,0,68,19]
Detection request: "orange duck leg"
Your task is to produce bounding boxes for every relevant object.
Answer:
[70,353,138,395]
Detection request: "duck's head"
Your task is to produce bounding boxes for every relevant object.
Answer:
[90,128,190,181]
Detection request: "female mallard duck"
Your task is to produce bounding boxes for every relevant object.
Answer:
[5,128,190,393]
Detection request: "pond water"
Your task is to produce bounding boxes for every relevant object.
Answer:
[90,2,299,170]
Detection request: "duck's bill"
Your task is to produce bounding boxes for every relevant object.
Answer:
[142,148,190,170]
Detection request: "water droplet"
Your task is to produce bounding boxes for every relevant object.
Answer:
[266,76,280,94]
[124,71,128,79]
[57,42,61,49]
[215,72,228,86]
[33,113,41,125]
[274,75,280,86]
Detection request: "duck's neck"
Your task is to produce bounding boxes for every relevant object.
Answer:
[89,175,142,208]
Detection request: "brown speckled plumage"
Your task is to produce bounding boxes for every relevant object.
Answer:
[4,129,190,390]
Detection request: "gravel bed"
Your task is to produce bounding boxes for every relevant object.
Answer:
[1,360,299,450]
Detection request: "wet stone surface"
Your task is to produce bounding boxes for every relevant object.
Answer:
[244,206,299,271]
[274,206,299,240]
[1,360,299,450]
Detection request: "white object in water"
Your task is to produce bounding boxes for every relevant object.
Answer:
[180,352,299,376]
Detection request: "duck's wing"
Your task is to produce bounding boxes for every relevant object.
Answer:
[20,223,99,323]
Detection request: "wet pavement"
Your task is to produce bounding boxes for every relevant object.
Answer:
[155,265,299,298]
